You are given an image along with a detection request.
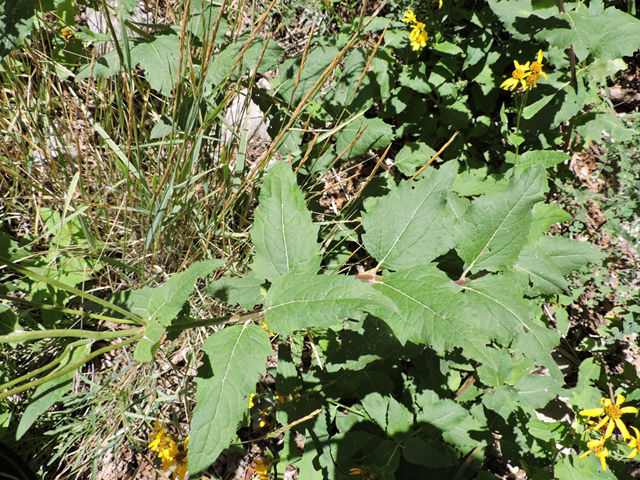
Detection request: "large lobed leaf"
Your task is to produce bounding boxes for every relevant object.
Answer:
[265,273,395,335]
[513,236,604,295]
[454,165,547,275]
[362,160,458,271]
[371,265,494,366]
[206,276,267,310]
[251,161,321,280]
[461,275,562,381]
[132,32,182,97]
[189,324,272,474]
[540,4,640,63]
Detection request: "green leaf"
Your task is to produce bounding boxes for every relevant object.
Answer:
[393,142,436,177]
[0,0,41,59]
[568,357,604,411]
[188,3,228,46]
[372,48,396,101]
[206,33,283,86]
[554,455,616,480]
[513,374,561,410]
[575,111,635,144]
[148,259,224,327]
[477,348,515,388]
[0,305,18,335]
[335,116,394,159]
[433,41,464,55]
[414,389,468,431]
[206,277,266,309]
[131,32,181,97]
[96,288,155,319]
[529,203,573,238]
[265,273,393,335]
[16,340,92,439]
[587,58,627,83]
[514,150,570,169]
[513,237,604,295]
[462,275,562,381]
[454,165,547,275]
[540,4,640,63]
[401,437,455,468]
[133,318,165,362]
[453,166,508,197]
[372,265,485,356]
[277,45,340,106]
[325,48,377,116]
[362,161,458,270]
[189,324,272,474]
[325,317,404,372]
[482,385,519,420]
[513,245,568,295]
[362,392,413,440]
[251,161,321,280]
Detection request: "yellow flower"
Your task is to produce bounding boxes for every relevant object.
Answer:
[627,426,640,458]
[579,437,609,470]
[261,319,275,336]
[500,60,531,91]
[401,9,417,23]
[164,437,189,480]
[409,25,428,51]
[433,0,444,7]
[350,466,374,479]
[526,73,541,89]
[579,394,638,439]
[149,420,177,463]
[61,27,75,41]
[529,50,548,80]
[254,457,269,480]
[249,393,257,409]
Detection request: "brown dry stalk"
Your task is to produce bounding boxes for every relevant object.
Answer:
[410,130,460,180]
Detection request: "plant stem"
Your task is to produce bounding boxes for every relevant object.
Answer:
[0,327,144,344]
[513,89,529,164]
[166,311,264,332]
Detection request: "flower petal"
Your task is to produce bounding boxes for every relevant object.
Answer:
[616,418,631,439]
[579,450,592,459]
[621,406,638,414]
[580,408,605,417]
[597,452,607,470]
[604,419,615,439]
[537,50,543,63]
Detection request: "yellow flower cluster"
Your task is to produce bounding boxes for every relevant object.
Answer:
[261,319,275,336]
[578,394,639,470]
[61,27,75,41]
[401,10,428,51]
[148,420,189,480]
[500,50,548,92]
